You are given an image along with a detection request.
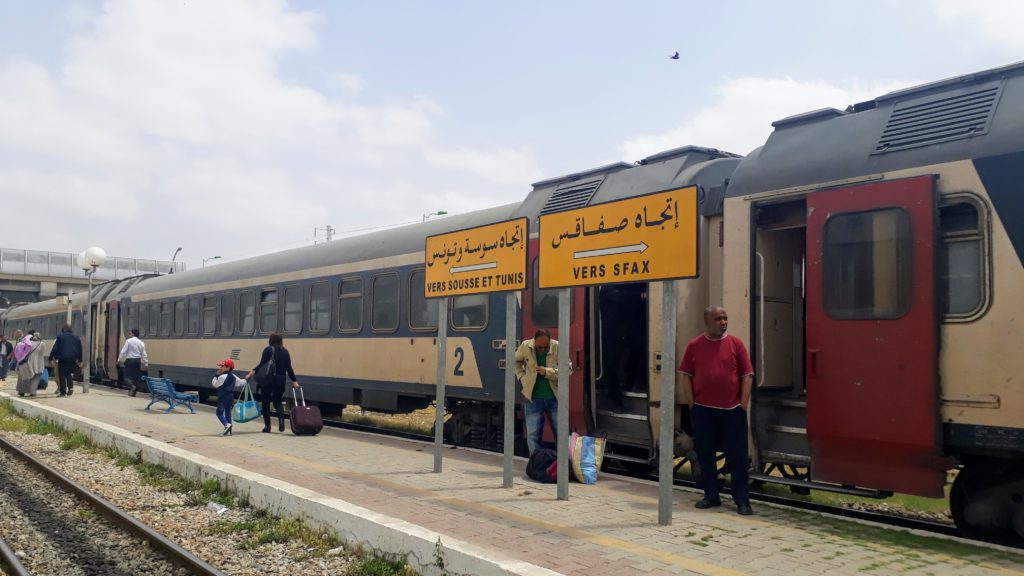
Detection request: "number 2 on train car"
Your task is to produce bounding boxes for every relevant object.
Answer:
[453,347,465,377]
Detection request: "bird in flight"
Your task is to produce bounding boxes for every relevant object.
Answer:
[670,51,680,59]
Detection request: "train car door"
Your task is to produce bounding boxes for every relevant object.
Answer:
[805,175,945,497]
[105,300,122,382]
[522,241,588,441]
[103,301,120,381]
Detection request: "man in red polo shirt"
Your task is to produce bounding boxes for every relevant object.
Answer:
[679,305,754,515]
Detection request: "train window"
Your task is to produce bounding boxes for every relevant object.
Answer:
[174,300,186,336]
[202,297,217,336]
[159,302,171,336]
[259,289,278,334]
[939,199,988,318]
[408,269,438,331]
[238,290,255,335]
[309,282,331,333]
[126,305,135,334]
[531,258,571,327]
[220,293,234,335]
[149,304,159,336]
[187,298,201,336]
[452,294,488,331]
[371,273,399,332]
[136,305,146,335]
[823,208,912,320]
[338,277,363,332]
[283,285,303,334]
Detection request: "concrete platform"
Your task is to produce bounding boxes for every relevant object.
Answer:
[2,379,1022,576]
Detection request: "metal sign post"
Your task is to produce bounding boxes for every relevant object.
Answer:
[424,217,528,477]
[556,287,571,500]
[434,296,448,473]
[658,280,677,525]
[503,293,517,488]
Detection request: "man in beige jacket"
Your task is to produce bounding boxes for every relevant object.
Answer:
[515,329,562,455]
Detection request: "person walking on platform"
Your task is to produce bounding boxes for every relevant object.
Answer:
[514,329,563,455]
[16,332,46,397]
[211,359,245,436]
[245,333,299,433]
[679,305,755,516]
[118,329,148,397]
[0,335,13,381]
[48,324,83,397]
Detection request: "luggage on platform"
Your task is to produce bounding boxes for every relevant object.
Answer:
[569,432,606,484]
[289,387,323,436]
[232,381,261,423]
[526,448,558,483]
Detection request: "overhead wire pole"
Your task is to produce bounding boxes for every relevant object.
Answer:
[434,296,449,473]
[503,292,517,488]
[556,287,571,500]
[658,280,678,525]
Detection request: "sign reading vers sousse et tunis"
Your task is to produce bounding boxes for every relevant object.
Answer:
[538,186,699,289]
[424,217,529,298]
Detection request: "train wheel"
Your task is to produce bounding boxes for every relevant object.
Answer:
[950,460,1024,542]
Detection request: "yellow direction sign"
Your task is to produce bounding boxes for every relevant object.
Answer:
[538,186,698,288]
[425,218,529,298]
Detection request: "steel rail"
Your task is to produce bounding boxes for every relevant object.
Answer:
[0,436,226,576]
[0,535,31,576]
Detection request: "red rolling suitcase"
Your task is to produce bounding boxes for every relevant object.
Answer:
[289,387,323,436]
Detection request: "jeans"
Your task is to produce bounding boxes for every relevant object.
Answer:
[216,392,234,427]
[691,404,750,504]
[524,397,558,455]
[57,359,77,395]
[0,359,8,380]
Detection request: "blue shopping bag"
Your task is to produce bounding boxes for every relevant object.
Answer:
[38,367,49,390]
[231,381,261,423]
[569,432,607,484]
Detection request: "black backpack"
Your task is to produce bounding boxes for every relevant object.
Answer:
[526,448,558,483]
[255,347,277,385]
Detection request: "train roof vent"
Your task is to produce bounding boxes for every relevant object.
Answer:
[540,178,602,215]
[873,83,1003,154]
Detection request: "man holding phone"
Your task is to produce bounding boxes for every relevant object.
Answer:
[514,329,563,455]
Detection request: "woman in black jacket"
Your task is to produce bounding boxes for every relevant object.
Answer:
[245,333,300,433]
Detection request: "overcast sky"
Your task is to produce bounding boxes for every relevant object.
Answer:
[1,0,1021,269]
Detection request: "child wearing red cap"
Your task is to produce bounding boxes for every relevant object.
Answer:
[212,359,245,435]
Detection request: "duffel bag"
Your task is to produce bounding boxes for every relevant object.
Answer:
[526,448,558,483]
[232,381,262,423]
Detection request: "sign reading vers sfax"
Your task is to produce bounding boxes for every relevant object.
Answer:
[424,218,529,298]
[538,187,699,288]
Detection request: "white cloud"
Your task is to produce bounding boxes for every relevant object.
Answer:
[936,0,1024,52]
[619,76,911,161]
[425,146,544,185]
[0,0,525,267]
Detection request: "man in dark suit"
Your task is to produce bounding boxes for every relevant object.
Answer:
[48,324,83,397]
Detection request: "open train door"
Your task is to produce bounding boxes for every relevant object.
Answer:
[805,175,945,497]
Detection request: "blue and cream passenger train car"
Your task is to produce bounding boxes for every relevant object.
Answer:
[3,61,1023,541]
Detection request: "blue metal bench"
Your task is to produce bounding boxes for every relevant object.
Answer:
[142,377,198,414]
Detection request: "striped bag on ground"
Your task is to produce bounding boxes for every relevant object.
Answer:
[569,432,606,484]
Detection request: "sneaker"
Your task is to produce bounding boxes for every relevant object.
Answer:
[694,498,722,509]
[736,502,754,516]
[222,424,233,436]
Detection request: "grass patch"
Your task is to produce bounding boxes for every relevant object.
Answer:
[59,430,93,451]
[209,508,338,556]
[25,418,64,437]
[77,508,96,520]
[347,554,418,576]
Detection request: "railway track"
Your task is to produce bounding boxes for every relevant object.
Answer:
[0,434,225,576]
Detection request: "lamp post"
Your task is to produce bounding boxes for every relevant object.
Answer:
[170,247,182,274]
[423,210,448,222]
[203,256,221,268]
[78,246,107,394]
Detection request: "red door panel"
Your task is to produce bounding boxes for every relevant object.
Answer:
[805,175,945,497]
[522,239,588,437]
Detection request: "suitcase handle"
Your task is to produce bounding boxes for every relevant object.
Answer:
[291,386,306,407]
